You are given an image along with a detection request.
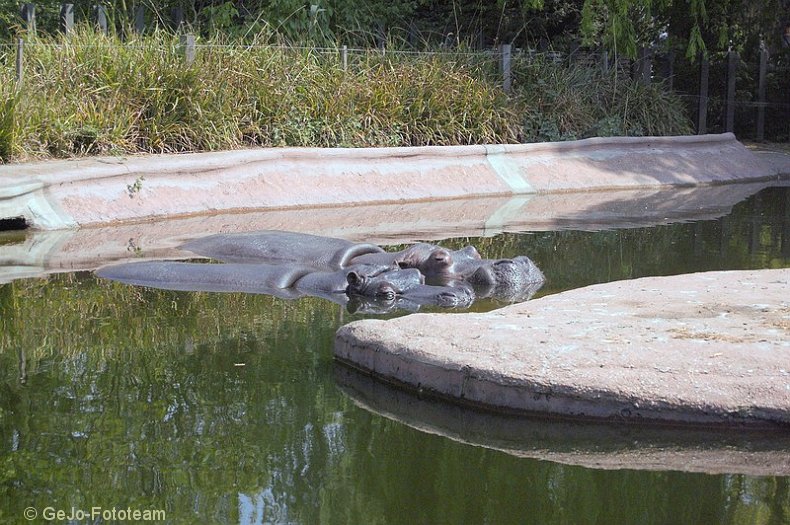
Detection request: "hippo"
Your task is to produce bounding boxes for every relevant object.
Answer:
[345,265,475,308]
[96,231,542,311]
[95,260,475,311]
[393,244,546,301]
[183,231,545,302]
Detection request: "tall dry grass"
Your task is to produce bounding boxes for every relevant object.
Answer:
[0,28,691,163]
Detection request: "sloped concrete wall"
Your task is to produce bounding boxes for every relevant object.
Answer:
[0,133,781,230]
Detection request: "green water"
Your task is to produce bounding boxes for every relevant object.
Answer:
[1,186,789,524]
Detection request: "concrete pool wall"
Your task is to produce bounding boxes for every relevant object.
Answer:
[0,133,782,230]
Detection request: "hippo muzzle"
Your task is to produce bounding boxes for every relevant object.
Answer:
[346,266,424,300]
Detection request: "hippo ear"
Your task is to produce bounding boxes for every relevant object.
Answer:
[460,246,482,260]
[347,271,361,286]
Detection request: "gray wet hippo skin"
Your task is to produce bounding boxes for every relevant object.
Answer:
[181,231,384,269]
[346,266,475,308]
[96,260,475,312]
[184,231,545,301]
[96,230,541,311]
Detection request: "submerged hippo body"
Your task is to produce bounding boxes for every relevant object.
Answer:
[95,261,349,300]
[184,232,544,301]
[96,260,475,311]
[182,231,386,270]
[96,230,541,311]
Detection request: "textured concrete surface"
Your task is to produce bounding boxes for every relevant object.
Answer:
[335,269,790,426]
[0,133,783,230]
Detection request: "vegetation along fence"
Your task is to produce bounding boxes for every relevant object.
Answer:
[4,2,790,150]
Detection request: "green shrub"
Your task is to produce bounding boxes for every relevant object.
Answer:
[513,56,691,142]
[1,28,691,162]
[0,77,15,161]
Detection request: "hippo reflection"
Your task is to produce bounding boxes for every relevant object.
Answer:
[97,231,544,312]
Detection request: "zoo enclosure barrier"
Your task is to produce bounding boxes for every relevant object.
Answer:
[6,2,790,142]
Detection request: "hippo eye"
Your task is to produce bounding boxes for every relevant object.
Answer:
[377,285,396,300]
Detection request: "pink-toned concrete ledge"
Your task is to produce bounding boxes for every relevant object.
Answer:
[335,269,790,427]
[0,133,784,230]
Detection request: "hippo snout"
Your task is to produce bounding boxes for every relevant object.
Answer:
[467,264,497,286]
[434,286,475,308]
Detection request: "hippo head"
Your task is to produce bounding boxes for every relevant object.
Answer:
[345,263,476,308]
[413,245,481,282]
[345,265,424,300]
[346,282,475,314]
[415,247,453,276]
[466,256,546,302]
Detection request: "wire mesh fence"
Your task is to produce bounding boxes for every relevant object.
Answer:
[3,33,789,143]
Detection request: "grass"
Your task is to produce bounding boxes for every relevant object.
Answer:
[0,28,692,163]
[514,55,693,141]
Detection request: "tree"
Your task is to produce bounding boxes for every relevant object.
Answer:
[578,0,788,59]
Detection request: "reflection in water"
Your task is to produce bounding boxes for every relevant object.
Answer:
[335,364,790,476]
[0,187,789,524]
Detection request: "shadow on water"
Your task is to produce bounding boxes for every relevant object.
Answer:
[335,364,790,477]
[0,186,788,524]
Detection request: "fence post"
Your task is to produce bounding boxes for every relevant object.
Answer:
[59,4,74,35]
[725,50,737,133]
[756,46,768,141]
[94,4,108,34]
[600,49,609,74]
[341,45,348,71]
[134,6,145,34]
[639,47,652,84]
[180,33,196,64]
[15,38,24,85]
[664,50,675,90]
[501,44,512,93]
[697,54,709,134]
[376,22,385,54]
[20,3,36,34]
[172,7,185,31]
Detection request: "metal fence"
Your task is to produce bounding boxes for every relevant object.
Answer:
[7,1,790,142]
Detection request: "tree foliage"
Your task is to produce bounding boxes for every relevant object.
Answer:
[1,1,786,57]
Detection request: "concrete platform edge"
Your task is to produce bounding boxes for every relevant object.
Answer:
[334,269,790,427]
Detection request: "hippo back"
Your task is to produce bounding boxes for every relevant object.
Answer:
[182,231,385,269]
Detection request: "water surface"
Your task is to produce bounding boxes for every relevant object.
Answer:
[1,186,788,524]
